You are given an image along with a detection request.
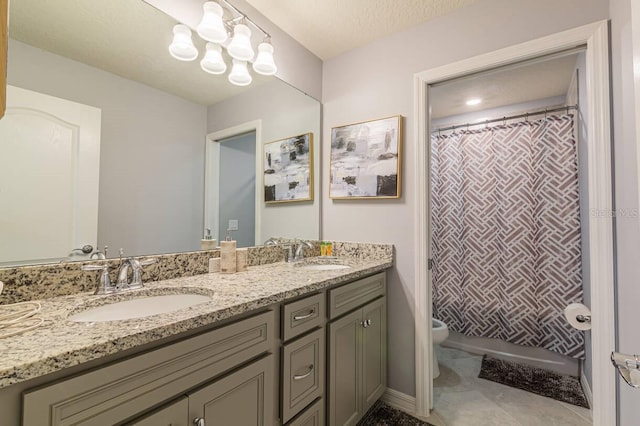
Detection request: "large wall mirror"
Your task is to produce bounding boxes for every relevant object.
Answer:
[0,0,320,267]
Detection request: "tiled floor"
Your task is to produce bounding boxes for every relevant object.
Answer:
[430,346,592,426]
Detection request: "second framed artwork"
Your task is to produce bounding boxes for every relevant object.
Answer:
[330,115,403,199]
[263,132,314,203]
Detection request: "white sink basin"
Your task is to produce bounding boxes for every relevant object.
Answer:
[297,264,351,271]
[69,294,212,322]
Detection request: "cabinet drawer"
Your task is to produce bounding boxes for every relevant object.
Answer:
[328,272,386,319]
[23,310,275,426]
[282,293,324,341]
[127,397,188,426]
[282,328,325,423]
[286,398,324,426]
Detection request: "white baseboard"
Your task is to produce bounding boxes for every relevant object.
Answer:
[382,388,416,415]
[580,372,593,409]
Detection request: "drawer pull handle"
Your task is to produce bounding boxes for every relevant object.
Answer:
[293,309,315,321]
[293,365,314,380]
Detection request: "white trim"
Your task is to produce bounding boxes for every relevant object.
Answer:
[413,74,432,418]
[414,20,615,425]
[204,120,262,244]
[632,0,640,225]
[382,388,416,415]
[582,372,594,410]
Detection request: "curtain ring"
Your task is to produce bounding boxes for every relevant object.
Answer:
[566,105,570,114]
[544,109,548,119]
[503,116,507,125]
[525,112,529,122]
[485,120,489,128]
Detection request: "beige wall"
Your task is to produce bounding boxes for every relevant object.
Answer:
[321,0,609,397]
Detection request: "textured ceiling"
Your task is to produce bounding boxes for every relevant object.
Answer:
[8,0,270,106]
[245,0,477,59]
[430,53,579,119]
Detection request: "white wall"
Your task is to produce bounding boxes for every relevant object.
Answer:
[207,80,321,243]
[7,40,208,257]
[609,0,640,423]
[322,0,609,397]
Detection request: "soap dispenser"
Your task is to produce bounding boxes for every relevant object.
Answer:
[220,229,237,274]
[201,228,217,251]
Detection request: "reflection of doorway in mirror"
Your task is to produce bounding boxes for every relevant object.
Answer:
[218,132,256,248]
[0,86,101,266]
[204,120,262,248]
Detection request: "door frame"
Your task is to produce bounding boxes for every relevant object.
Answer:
[204,120,262,245]
[413,20,615,424]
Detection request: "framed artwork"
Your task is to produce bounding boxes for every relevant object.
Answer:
[263,132,314,203]
[330,115,402,199]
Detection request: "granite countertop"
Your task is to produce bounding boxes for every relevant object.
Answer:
[0,257,392,389]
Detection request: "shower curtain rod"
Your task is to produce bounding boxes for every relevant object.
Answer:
[432,104,578,134]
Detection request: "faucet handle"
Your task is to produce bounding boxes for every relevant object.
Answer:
[81,263,108,272]
[138,258,157,267]
[81,263,115,295]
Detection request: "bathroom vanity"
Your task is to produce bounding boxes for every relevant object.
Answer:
[0,250,391,426]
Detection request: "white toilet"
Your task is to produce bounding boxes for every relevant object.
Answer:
[432,318,449,378]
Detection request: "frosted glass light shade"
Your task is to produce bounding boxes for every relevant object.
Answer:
[201,43,227,74]
[252,42,277,75]
[197,2,227,43]
[228,60,252,86]
[169,24,198,61]
[227,24,254,61]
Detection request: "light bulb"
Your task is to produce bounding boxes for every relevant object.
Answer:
[252,42,277,76]
[227,23,254,61]
[466,98,482,106]
[197,2,227,44]
[201,43,227,74]
[169,24,198,61]
[228,60,252,86]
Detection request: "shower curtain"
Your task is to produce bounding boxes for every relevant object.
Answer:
[431,114,585,358]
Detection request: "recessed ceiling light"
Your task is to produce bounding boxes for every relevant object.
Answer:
[466,98,482,106]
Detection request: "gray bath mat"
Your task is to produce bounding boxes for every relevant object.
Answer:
[478,355,589,408]
[358,400,434,426]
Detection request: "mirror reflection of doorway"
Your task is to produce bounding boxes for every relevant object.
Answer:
[218,132,256,248]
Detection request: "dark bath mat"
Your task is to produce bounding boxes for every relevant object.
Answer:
[478,354,589,408]
[357,400,435,426]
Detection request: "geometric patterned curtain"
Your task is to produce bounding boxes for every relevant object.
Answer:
[431,114,585,358]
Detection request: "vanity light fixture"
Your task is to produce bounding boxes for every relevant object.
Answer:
[466,98,482,106]
[168,0,277,86]
[201,43,227,74]
[168,24,199,61]
[228,59,252,86]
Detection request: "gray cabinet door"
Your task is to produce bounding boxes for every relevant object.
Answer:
[128,397,188,426]
[328,308,362,426]
[188,355,274,426]
[361,297,387,413]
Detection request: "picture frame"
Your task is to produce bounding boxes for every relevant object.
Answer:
[329,115,403,199]
[263,132,314,203]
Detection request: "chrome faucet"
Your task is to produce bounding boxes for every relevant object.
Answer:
[294,241,313,262]
[116,257,156,290]
[81,250,156,295]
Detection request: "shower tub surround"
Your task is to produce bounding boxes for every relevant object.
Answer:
[0,241,392,388]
